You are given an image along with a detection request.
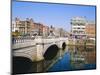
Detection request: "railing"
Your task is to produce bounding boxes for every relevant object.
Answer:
[12,36,68,44]
[12,37,35,44]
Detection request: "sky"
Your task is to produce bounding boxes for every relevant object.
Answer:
[12,1,96,32]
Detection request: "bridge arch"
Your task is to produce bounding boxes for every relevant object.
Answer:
[43,44,59,60]
[13,56,33,74]
[62,42,66,50]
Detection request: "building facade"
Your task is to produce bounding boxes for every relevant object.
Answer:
[33,23,44,36]
[12,17,50,37]
[12,21,19,32]
[14,18,33,36]
[85,21,95,38]
[12,17,68,38]
[71,17,87,39]
[43,25,49,37]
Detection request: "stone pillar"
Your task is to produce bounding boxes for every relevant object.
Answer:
[59,37,63,49]
[35,36,44,61]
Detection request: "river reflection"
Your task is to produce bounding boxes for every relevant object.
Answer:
[68,45,96,70]
[14,45,96,74]
[48,45,96,72]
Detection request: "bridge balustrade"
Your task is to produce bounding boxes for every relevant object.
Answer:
[12,37,35,44]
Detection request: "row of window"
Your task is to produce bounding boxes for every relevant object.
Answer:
[72,27,85,30]
[71,23,85,26]
[72,31,85,34]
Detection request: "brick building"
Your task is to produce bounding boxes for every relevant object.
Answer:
[85,21,95,38]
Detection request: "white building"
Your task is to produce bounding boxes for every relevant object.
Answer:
[12,21,19,32]
[71,17,87,39]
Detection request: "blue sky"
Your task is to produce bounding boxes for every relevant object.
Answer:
[12,1,96,32]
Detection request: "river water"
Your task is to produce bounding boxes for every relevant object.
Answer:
[47,45,96,72]
[13,45,96,74]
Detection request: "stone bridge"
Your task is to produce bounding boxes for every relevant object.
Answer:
[12,36,68,61]
[12,36,68,74]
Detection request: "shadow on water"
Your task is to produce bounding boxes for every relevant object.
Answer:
[13,44,60,74]
[62,42,66,50]
[13,57,33,74]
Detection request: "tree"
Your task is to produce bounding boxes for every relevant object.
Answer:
[12,30,20,37]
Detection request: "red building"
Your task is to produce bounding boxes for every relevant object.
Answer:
[85,21,95,38]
